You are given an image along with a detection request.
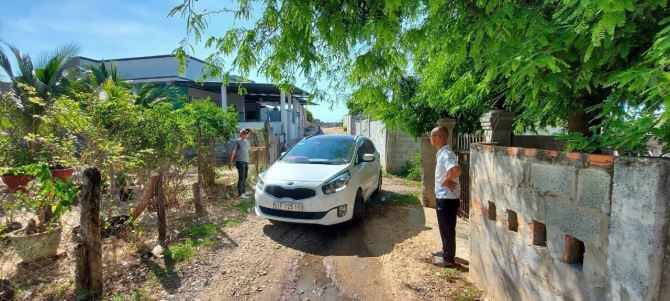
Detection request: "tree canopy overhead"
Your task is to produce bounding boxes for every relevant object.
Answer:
[173,0,670,153]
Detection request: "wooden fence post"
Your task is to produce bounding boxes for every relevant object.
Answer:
[75,168,103,301]
[155,173,167,247]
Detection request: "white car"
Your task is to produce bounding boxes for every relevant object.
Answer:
[254,134,382,225]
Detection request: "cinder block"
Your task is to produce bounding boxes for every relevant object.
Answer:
[496,152,525,186]
[607,157,670,301]
[577,168,612,213]
[530,163,576,200]
[583,244,607,286]
[546,200,606,245]
[547,226,566,260]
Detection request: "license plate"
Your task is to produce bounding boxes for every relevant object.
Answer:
[273,201,303,211]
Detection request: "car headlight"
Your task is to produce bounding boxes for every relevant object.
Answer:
[257,173,265,190]
[322,171,351,194]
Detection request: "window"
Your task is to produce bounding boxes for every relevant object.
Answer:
[281,137,355,164]
[356,139,367,163]
[364,140,376,154]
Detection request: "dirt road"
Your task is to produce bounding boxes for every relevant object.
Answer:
[145,176,477,301]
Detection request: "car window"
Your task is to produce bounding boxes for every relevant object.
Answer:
[356,139,367,163]
[282,138,355,164]
[364,140,376,154]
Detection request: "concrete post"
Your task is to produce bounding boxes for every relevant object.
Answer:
[420,118,456,208]
[280,90,287,139]
[287,93,293,143]
[220,84,227,109]
[480,110,516,146]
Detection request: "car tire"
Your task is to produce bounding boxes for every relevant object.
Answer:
[374,172,382,196]
[351,190,365,224]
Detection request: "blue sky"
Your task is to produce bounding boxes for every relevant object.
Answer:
[0,0,347,122]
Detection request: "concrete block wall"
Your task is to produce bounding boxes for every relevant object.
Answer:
[469,144,670,301]
[352,118,419,175]
[386,131,420,174]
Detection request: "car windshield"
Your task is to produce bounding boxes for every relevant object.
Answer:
[281,137,355,164]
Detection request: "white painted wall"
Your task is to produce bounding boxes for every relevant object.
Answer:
[79,56,214,81]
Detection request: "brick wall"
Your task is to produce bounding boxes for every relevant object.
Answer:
[469,144,670,300]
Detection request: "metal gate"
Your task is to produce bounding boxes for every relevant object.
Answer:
[453,133,484,219]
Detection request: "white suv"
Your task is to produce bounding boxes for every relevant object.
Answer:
[254,135,382,225]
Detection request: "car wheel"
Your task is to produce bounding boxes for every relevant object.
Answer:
[351,190,365,224]
[374,171,382,196]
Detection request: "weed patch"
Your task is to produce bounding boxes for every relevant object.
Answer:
[224,219,241,227]
[236,197,255,214]
[453,287,479,301]
[441,268,461,282]
[186,223,219,240]
[385,193,420,206]
[168,223,221,262]
[169,240,197,262]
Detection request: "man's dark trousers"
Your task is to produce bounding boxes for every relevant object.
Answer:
[236,161,248,196]
[436,198,460,263]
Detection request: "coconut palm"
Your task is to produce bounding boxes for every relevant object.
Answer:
[0,43,79,106]
[0,43,79,166]
[135,83,184,107]
[85,61,130,89]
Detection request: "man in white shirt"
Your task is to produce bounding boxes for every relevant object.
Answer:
[430,126,462,267]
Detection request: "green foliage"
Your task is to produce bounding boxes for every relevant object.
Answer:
[11,163,79,229]
[186,223,220,240]
[236,197,255,214]
[173,0,670,153]
[168,240,196,262]
[168,223,221,262]
[441,268,461,282]
[306,110,314,122]
[404,153,422,181]
[453,287,480,301]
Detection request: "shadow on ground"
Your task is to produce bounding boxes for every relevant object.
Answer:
[262,189,429,258]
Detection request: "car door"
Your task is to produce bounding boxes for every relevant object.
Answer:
[353,138,371,196]
[363,139,380,195]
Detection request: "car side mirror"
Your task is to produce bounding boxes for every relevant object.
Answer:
[362,153,375,162]
[281,152,286,157]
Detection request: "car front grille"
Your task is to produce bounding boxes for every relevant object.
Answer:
[259,206,328,220]
[265,185,316,200]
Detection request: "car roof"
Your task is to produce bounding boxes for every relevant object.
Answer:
[304,134,357,142]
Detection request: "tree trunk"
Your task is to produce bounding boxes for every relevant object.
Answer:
[567,95,601,137]
[155,172,167,247]
[130,174,159,221]
[194,127,206,216]
[75,168,103,301]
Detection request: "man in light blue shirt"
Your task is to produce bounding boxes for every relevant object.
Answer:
[430,126,462,267]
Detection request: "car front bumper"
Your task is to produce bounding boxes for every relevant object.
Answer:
[254,180,357,225]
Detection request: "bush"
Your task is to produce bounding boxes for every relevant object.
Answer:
[403,154,422,181]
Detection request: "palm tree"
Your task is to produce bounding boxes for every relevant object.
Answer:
[0,43,79,165]
[85,61,130,89]
[134,83,184,107]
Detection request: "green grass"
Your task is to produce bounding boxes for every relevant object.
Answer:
[224,219,241,227]
[168,223,221,262]
[169,239,197,262]
[385,192,421,205]
[441,267,461,282]
[453,287,479,301]
[186,223,219,240]
[236,197,255,214]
